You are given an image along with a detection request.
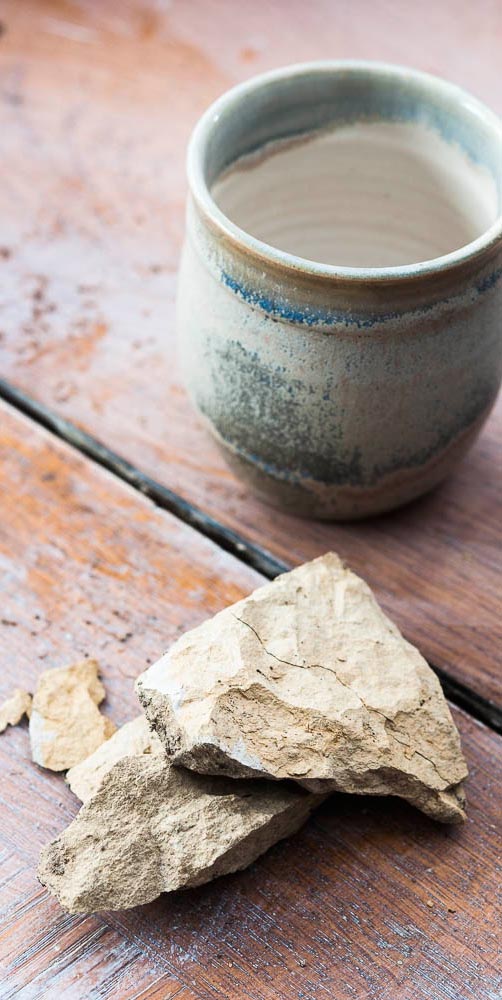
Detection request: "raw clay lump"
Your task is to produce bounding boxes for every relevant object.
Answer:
[137,553,467,823]
[30,659,116,770]
[0,688,32,733]
[40,716,321,913]
[66,715,162,802]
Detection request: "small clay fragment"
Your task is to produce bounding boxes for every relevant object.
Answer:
[40,717,322,913]
[30,659,115,771]
[0,688,32,733]
[137,553,468,823]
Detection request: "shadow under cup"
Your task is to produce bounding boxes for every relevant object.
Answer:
[178,62,502,519]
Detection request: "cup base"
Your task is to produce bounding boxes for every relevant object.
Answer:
[206,413,489,521]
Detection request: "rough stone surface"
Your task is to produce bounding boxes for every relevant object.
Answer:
[39,716,320,913]
[67,715,162,801]
[0,688,32,733]
[30,659,116,771]
[137,553,468,823]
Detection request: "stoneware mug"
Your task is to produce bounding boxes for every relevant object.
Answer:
[177,61,502,519]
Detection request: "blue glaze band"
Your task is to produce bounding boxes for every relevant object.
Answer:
[221,267,502,330]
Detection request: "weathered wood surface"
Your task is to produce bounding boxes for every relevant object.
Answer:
[0,0,501,709]
[0,401,501,1000]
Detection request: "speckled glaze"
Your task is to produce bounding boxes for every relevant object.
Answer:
[177,62,502,519]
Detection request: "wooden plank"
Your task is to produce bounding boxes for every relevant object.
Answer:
[0,401,500,1000]
[0,880,186,1000]
[0,0,501,710]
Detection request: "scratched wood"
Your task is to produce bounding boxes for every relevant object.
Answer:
[0,401,500,1000]
[0,0,501,709]
[0,869,190,1000]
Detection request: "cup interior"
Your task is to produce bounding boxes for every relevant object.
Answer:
[199,64,502,270]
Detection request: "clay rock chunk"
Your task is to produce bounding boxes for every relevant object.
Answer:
[30,659,116,771]
[137,553,468,823]
[0,688,32,732]
[40,717,320,913]
[67,715,162,802]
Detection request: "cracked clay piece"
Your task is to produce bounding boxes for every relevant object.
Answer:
[137,553,468,823]
[0,688,32,733]
[30,659,116,771]
[39,716,321,913]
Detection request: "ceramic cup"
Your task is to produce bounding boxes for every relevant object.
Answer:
[177,61,502,519]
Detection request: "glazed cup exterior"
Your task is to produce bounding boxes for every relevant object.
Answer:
[177,61,502,519]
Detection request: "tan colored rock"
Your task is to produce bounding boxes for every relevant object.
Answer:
[39,716,321,913]
[0,688,32,733]
[67,715,162,801]
[137,553,468,823]
[30,659,116,771]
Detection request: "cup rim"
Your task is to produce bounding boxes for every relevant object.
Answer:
[187,60,502,284]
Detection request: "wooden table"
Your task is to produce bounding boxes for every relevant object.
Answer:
[0,3,500,998]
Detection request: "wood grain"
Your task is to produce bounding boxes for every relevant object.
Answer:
[0,401,500,1000]
[0,869,187,1000]
[0,0,501,708]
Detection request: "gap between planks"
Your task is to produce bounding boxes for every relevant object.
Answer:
[1,375,500,736]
